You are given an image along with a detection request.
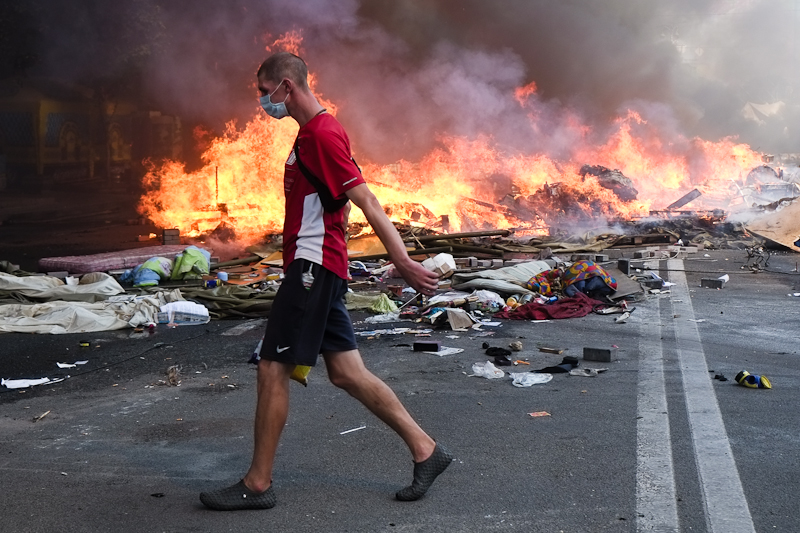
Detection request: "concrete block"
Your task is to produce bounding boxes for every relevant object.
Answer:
[162,228,180,237]
[617,258,631,275]
[700,278,724,289]
[583,347,617,362]
[466,257,478,267]
[571,253,594,261]
[477,260,492,268]
[594,254,609,263]
[633,251,654,259]
[491,259,504,269]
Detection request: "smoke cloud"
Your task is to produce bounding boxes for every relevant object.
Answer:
[24,0,800,162]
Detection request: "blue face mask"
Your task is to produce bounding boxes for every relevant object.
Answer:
[259,81,289,119]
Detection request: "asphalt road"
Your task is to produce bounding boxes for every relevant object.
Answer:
[1,249,799,532]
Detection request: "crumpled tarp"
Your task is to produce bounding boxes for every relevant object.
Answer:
[494,292,604,320]
[171,246,211,280]
[120,256,173,287]
[0,261,36,277]
[0,272,125,303]
[0,290,184,334]
[344,292,399,313]
[180,284,278,318]
[451,261,552,296]
[493,234,621,254]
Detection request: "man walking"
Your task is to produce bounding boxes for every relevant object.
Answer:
[200,52,453,511]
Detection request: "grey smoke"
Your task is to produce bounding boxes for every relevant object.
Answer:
[25,0,800,163]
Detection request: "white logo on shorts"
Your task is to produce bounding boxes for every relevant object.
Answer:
[276,346,291,353]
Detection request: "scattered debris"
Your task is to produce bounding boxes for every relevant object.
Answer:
[528,411,551,418]
[538,347,563,354]
[471,361,505,379]
[569,368,608,377]
[166,365,181,386]
[511,373,552,387]
[734,370,772,389]
[33,410,51,422]
[509,341,523,352]
[1,377,53,389]
[423,347,464,356]
[340,425,367,435]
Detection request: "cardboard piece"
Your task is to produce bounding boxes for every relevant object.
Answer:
[745,200,800,252]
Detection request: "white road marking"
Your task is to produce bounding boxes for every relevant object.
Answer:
[668,259,755,533]
[636,294,680,532]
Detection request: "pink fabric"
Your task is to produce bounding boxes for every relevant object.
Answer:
[495,291,604,320]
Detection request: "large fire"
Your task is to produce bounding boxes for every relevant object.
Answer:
[137,34,762,245]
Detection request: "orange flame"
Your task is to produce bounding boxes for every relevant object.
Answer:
[138,35,762,245]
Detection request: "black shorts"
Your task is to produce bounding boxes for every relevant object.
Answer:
[259,259,357,366]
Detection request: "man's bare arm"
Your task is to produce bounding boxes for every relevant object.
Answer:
[346,184,439,295]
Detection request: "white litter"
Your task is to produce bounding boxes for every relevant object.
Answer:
[340,425,367,435]
[1,377,52,389]
[471,361,505,379]
[718,274,730,282]
[364,312,401,324]
[424,347,464,356]
[56,362,76,369]
[510,373,552,387]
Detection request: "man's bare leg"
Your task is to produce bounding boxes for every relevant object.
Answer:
[242,359,295,492]
[323,349,435,462]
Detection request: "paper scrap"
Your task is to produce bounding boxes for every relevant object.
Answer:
[718,274,730,282]
[688,319,706,323]
[528,411,551,418]
[1,377,51,389]
[479,321,501,327]
[57,362,77,369]
[424,347,464,356]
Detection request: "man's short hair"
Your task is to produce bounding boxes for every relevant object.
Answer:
[257,52,309,89]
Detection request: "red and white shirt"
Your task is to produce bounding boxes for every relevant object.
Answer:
[282,113,365,279]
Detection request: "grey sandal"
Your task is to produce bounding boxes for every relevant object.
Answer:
[396,443,454,501]
[200,480,277,511]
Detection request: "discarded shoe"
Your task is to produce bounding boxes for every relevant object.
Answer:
[200,480,276,511]
[734,370,771,389]
[713,374,728,382]
[396,443,454,501]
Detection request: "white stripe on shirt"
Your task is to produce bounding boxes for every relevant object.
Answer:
[295,193,325,265]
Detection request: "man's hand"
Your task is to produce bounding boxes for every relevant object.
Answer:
[346,183,440,296]
[394,260,440,296]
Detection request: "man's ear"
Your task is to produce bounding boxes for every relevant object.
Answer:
[283,78,295,94]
